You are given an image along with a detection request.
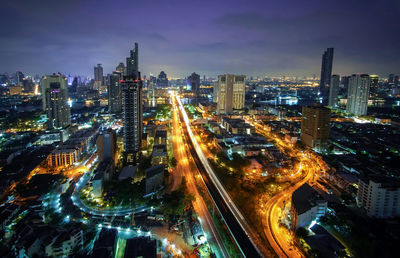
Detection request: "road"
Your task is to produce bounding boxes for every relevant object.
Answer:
[171,96,229,258]
[175,94,262,257]
[250,119,320,258]
[71,171,145,216]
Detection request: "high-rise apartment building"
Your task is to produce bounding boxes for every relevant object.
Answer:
[122,77,143,164]
[41,74,71,129]
[187,72,200,96]
[319,48,334,105]
[369,75,379,99]
[346,74,370,116]
[300,104,331,150]
[108,71,122,113]
[328,74,340,108]
[126,42,138,78]
[122,43,143,165]
[215,74,245,114]
[94,64,103,90]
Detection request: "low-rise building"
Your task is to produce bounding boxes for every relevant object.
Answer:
[151,144,167,166]
[45,229,83,257]
[357,175,400,218]
[291,183,328,229]
[145,165,165,195]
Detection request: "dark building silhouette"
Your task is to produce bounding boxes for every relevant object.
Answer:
[157,71,168,87]
[319,48,334,105]
[188,72,200,97]
[126,42,138,78]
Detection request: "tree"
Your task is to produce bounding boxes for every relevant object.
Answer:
[169,157,177,168]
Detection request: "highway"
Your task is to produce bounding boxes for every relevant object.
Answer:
[171,96,229,258]
[175,94,262,257]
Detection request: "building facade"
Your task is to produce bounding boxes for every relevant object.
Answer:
[215,74,245,114]
[94,64,103,90]
[291,183,328,229]
[369,74,379,99]
[300,104,331,150]
[187,72,200,96]
[126,42,138,78]
[108,71,122,113]
[346,74,370,116]
[357,175,400,218]
[122,78,143,164]
[328,74,340,108]
[41,74,71,129]
[319,48,334,105]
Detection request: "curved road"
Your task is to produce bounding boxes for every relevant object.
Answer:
[72,172,146,216]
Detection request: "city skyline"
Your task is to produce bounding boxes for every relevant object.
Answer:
[1,0,400,77]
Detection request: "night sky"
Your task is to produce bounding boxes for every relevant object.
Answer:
[1,0,399,78]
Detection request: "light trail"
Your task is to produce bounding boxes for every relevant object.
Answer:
[176,95,262,257]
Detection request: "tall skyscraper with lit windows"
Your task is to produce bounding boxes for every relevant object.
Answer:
[41,74,71,129]
[346,74,370,116]
[94,64,103,90]
[215,74,245,114]
[122,43,143,165]
[301,103,331,151]
[108,71,122,114]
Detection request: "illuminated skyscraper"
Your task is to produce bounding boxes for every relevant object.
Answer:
[215,74,245,114]
[369,75,379,99]
[126,42,138,78]
[301,104,331,151]
[328,74,340,108]
[122,43,143,165]
[346,74,370,116]
[319,48,334,105]
[108,71,122,113]
[94,64,103,90]
[41,74,71,129]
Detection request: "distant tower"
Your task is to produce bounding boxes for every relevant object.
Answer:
[157,71,168,87]
[126,42,139,78]
[319,48,334,105]
[16,71,24,86]
[94,64,103,90]
[187,72,200,97]
[215,74,246,114]
[301,104,331,151]
[369,75,379,99]
[41,74,71,129]
[122,43,143,165]
[108,71,122,114]
[328,75,340,108]
[116,62,126,75]
[346,74,370,116]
